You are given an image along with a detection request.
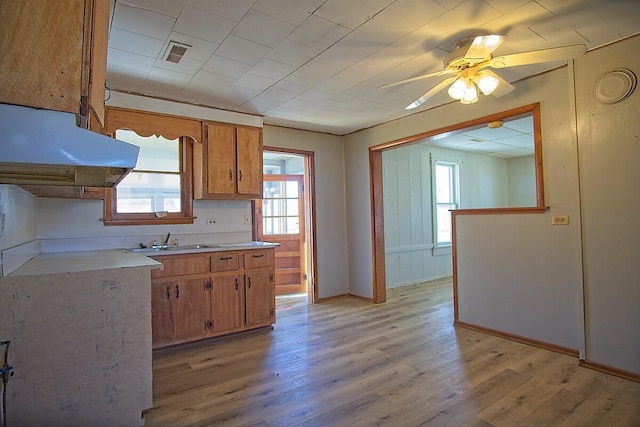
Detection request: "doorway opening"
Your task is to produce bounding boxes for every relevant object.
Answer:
[254,148,317,309]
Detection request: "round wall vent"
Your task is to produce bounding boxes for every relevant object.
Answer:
[593,68,637,104]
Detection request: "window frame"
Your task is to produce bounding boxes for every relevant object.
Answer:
[102,107,200,226]
[431,160,460,249]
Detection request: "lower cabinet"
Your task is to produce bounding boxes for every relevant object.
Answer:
[150,248,275,349]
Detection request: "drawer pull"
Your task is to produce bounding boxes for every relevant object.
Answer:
[219,256,233,261]
[176,284,180,299]
[166,286,170,300]
[247,276,252,289]
[252,254,264,258]
[235,277,239,291]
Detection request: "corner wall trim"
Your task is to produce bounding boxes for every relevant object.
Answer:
[579,360,640,383]
[454,320,579,358]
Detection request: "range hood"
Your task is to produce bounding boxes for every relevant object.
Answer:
[0,103,139,187]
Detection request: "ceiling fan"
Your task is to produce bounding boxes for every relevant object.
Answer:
[380,35,586,109]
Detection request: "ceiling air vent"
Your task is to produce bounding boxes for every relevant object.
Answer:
[164,41,191,64]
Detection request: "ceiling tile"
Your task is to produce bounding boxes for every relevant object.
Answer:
[274,75,317,93]
[234,74,278,91]
[189,69,235,91]
[244,95,285,111]
[232,10,296,48]
[481,2,551,36]
[112,3,176,40]
[266,39,321,67]
[248,59,296,80]
[315,0,395,30]
[432,0,466,10]
[107,48,156,73]
[118,0,187,18]
[106,65,148,93]
[496,134,534,148]
[484,0,529,14]
[260,86,299,102]
[173,6,236,44]
[529,5,601,42]
[202,55,252,79]
[429,1,502,33]
[503,116,533,133]
[252,0,327,26]
[109,28,165,58]
[216,35,273,66]
[373,0,448,36]
[153,55,204,76]
[187,0,253,22]
[287,15,351,50]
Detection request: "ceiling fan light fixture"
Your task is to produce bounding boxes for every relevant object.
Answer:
[460,82,478,104]
[448,77,467,100]
[475,72,500,95]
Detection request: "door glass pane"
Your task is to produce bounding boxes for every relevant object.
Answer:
[262,179,300,235]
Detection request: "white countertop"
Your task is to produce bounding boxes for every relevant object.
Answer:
[7,250,161,277]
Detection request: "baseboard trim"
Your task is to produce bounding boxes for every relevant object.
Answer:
[316,294,349,303]
[347,293,374,303]
[454,320,579,357]
[579,360,640,383]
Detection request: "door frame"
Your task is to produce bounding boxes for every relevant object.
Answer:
[253,147,318,304]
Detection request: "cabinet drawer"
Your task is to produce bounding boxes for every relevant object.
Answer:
[244,250,272,269]
[211,252,241,272]
[151,255,210,278]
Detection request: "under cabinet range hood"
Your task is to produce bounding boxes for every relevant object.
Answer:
[0,103,139,187]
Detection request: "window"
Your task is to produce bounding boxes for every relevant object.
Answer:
[432,160,459,248]
[102,107,200,226]
[115,130,181,214]
[261,178,300,234]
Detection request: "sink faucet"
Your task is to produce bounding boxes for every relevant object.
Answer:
[163,232,171,246]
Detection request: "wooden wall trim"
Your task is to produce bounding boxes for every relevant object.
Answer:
[105,106,202,143]
[370,149,386,304]
[579,360,640,383]
[454,320,579,358]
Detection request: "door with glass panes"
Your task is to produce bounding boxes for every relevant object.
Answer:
[255,175,305,295]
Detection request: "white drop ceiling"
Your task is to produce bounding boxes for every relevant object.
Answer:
[107,0,640,136]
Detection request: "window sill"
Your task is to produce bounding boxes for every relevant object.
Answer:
[102,216,196,226]
[432,246,452,256]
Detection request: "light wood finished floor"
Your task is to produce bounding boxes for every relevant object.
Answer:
[145,278,640,426]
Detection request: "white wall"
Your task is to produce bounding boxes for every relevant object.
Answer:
[0,185,37,250]
[575,36,640,375]
[345,67,583,351]
[383,143,515,287]
[507,155,536,207]
[262,125,349,299]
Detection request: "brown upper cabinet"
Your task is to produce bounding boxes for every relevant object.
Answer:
[195,122,263,200]
[0,0,108,128]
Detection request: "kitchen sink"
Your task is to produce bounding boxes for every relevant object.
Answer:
[126,243,219,253]
[216,241,270,247]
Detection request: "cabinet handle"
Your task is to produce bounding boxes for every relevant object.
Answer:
[219,256,233,261]
[247,276,252,289]
[166,286,170,300]
[238,170,243,181]
[235,277,239,291]
[229,170,233,181]
[252,254,264,258]
[176,284,180,299]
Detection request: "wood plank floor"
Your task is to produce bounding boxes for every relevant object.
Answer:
[145,278,640,426]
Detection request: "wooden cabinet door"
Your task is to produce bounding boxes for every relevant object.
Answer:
[245,269,274,327]
[210,273,243,333]
[172,278,207,343]
[151,280,174,349]
[206,123,236,196]
[236,127,263,197]
[88,0,109,126]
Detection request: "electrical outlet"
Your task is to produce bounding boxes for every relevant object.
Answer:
[244,213,251,225]
[207,218,217,226]
[552,215,569,225]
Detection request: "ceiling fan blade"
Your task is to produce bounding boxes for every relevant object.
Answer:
[464,35,504,61]
[379,69,453,89]
[490,44,586,68]
[405,76,458,109]
[482,70,515,97]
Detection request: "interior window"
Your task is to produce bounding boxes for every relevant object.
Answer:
[433,161,459,247]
